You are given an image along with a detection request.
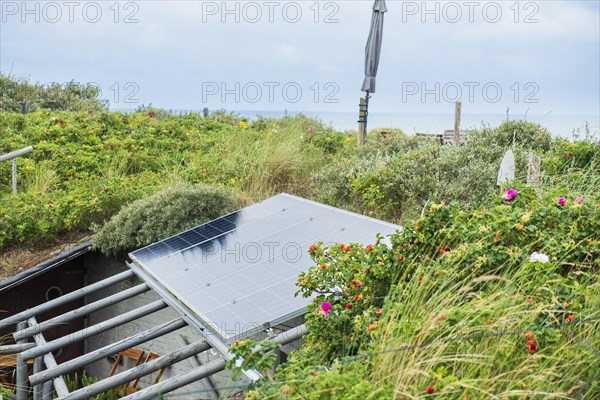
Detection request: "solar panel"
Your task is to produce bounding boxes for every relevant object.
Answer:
[129,193,401,343]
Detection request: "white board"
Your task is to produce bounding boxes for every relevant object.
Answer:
[497,150,515,185]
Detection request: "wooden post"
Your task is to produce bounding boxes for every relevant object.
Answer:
[454,101,462,146]
[358,97,368,144]
[527,152,541,187]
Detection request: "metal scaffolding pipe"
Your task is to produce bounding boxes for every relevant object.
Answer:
[29,318,187,386]
[0,342,36,354]
[121,324,309,400]
[22,300,166,360]
[28,318,70,397]
[175,334,219,400]
[57,340,212,400]
[15,283,149,341]
[15,322,28,400]
[1,270,135,326]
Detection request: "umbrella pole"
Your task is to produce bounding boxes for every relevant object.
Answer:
[358,92,369,144]
[364,91,370,143]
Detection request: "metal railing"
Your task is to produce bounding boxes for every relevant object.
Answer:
[0,146,33,193]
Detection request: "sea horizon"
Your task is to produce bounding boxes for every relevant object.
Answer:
[112,108,600,139]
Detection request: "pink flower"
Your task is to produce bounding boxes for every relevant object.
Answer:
[89,113,94,117]
[149,113,155,118]
[308,127,314,133]
[558,197,566,206]
[321,302,332,317]
[504,188,518,201]
[575,196,585,204]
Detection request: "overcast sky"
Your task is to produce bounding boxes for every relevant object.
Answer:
[1,0,599,117]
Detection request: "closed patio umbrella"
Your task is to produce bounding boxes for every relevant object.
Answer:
[359,0,387,142]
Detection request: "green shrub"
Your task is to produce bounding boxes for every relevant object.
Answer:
[92,183,237,256]
[249,177,599,399]
[312,120,559,223]
[468,119,553,151]
[0,74,107,113]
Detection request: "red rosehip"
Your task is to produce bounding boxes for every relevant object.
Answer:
[345,303,352,309]
[365,244,373,251]
[397,255,404,262]
[528,340,537,351]
[343,245,351,252]
[427,386,435,394]
[528,348,536,355]
[356,284,362,289]
[444,245,451,252]
[354,295,360,301]
[438,247,444,253]
[321,263,327,269]
[351,279,357,285]
[525,332,534,340]
[567,315,574,323]
[282,388,289,395]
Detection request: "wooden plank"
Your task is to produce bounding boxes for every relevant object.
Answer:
[14,283,149,341]
[21,300,167,360]
[1,270,135,326]
[29,318,187,386]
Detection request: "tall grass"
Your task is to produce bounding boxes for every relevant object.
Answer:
[371,228,599,399]
[192,119,325,200]
[24,162,60,194]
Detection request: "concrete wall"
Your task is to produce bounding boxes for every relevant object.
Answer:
[83,253,244,399]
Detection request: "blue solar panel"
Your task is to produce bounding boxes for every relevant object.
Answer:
[130,193,400,343]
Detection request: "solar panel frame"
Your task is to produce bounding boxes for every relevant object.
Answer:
[129,193,401,343]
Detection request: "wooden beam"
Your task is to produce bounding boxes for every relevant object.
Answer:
[121,324,309,400]
[21,300,166,360]
[56,340,212,400]
[0,270,135,326]
[29,318,187,386]
[15,283,149,341]
[28,318,70,398]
